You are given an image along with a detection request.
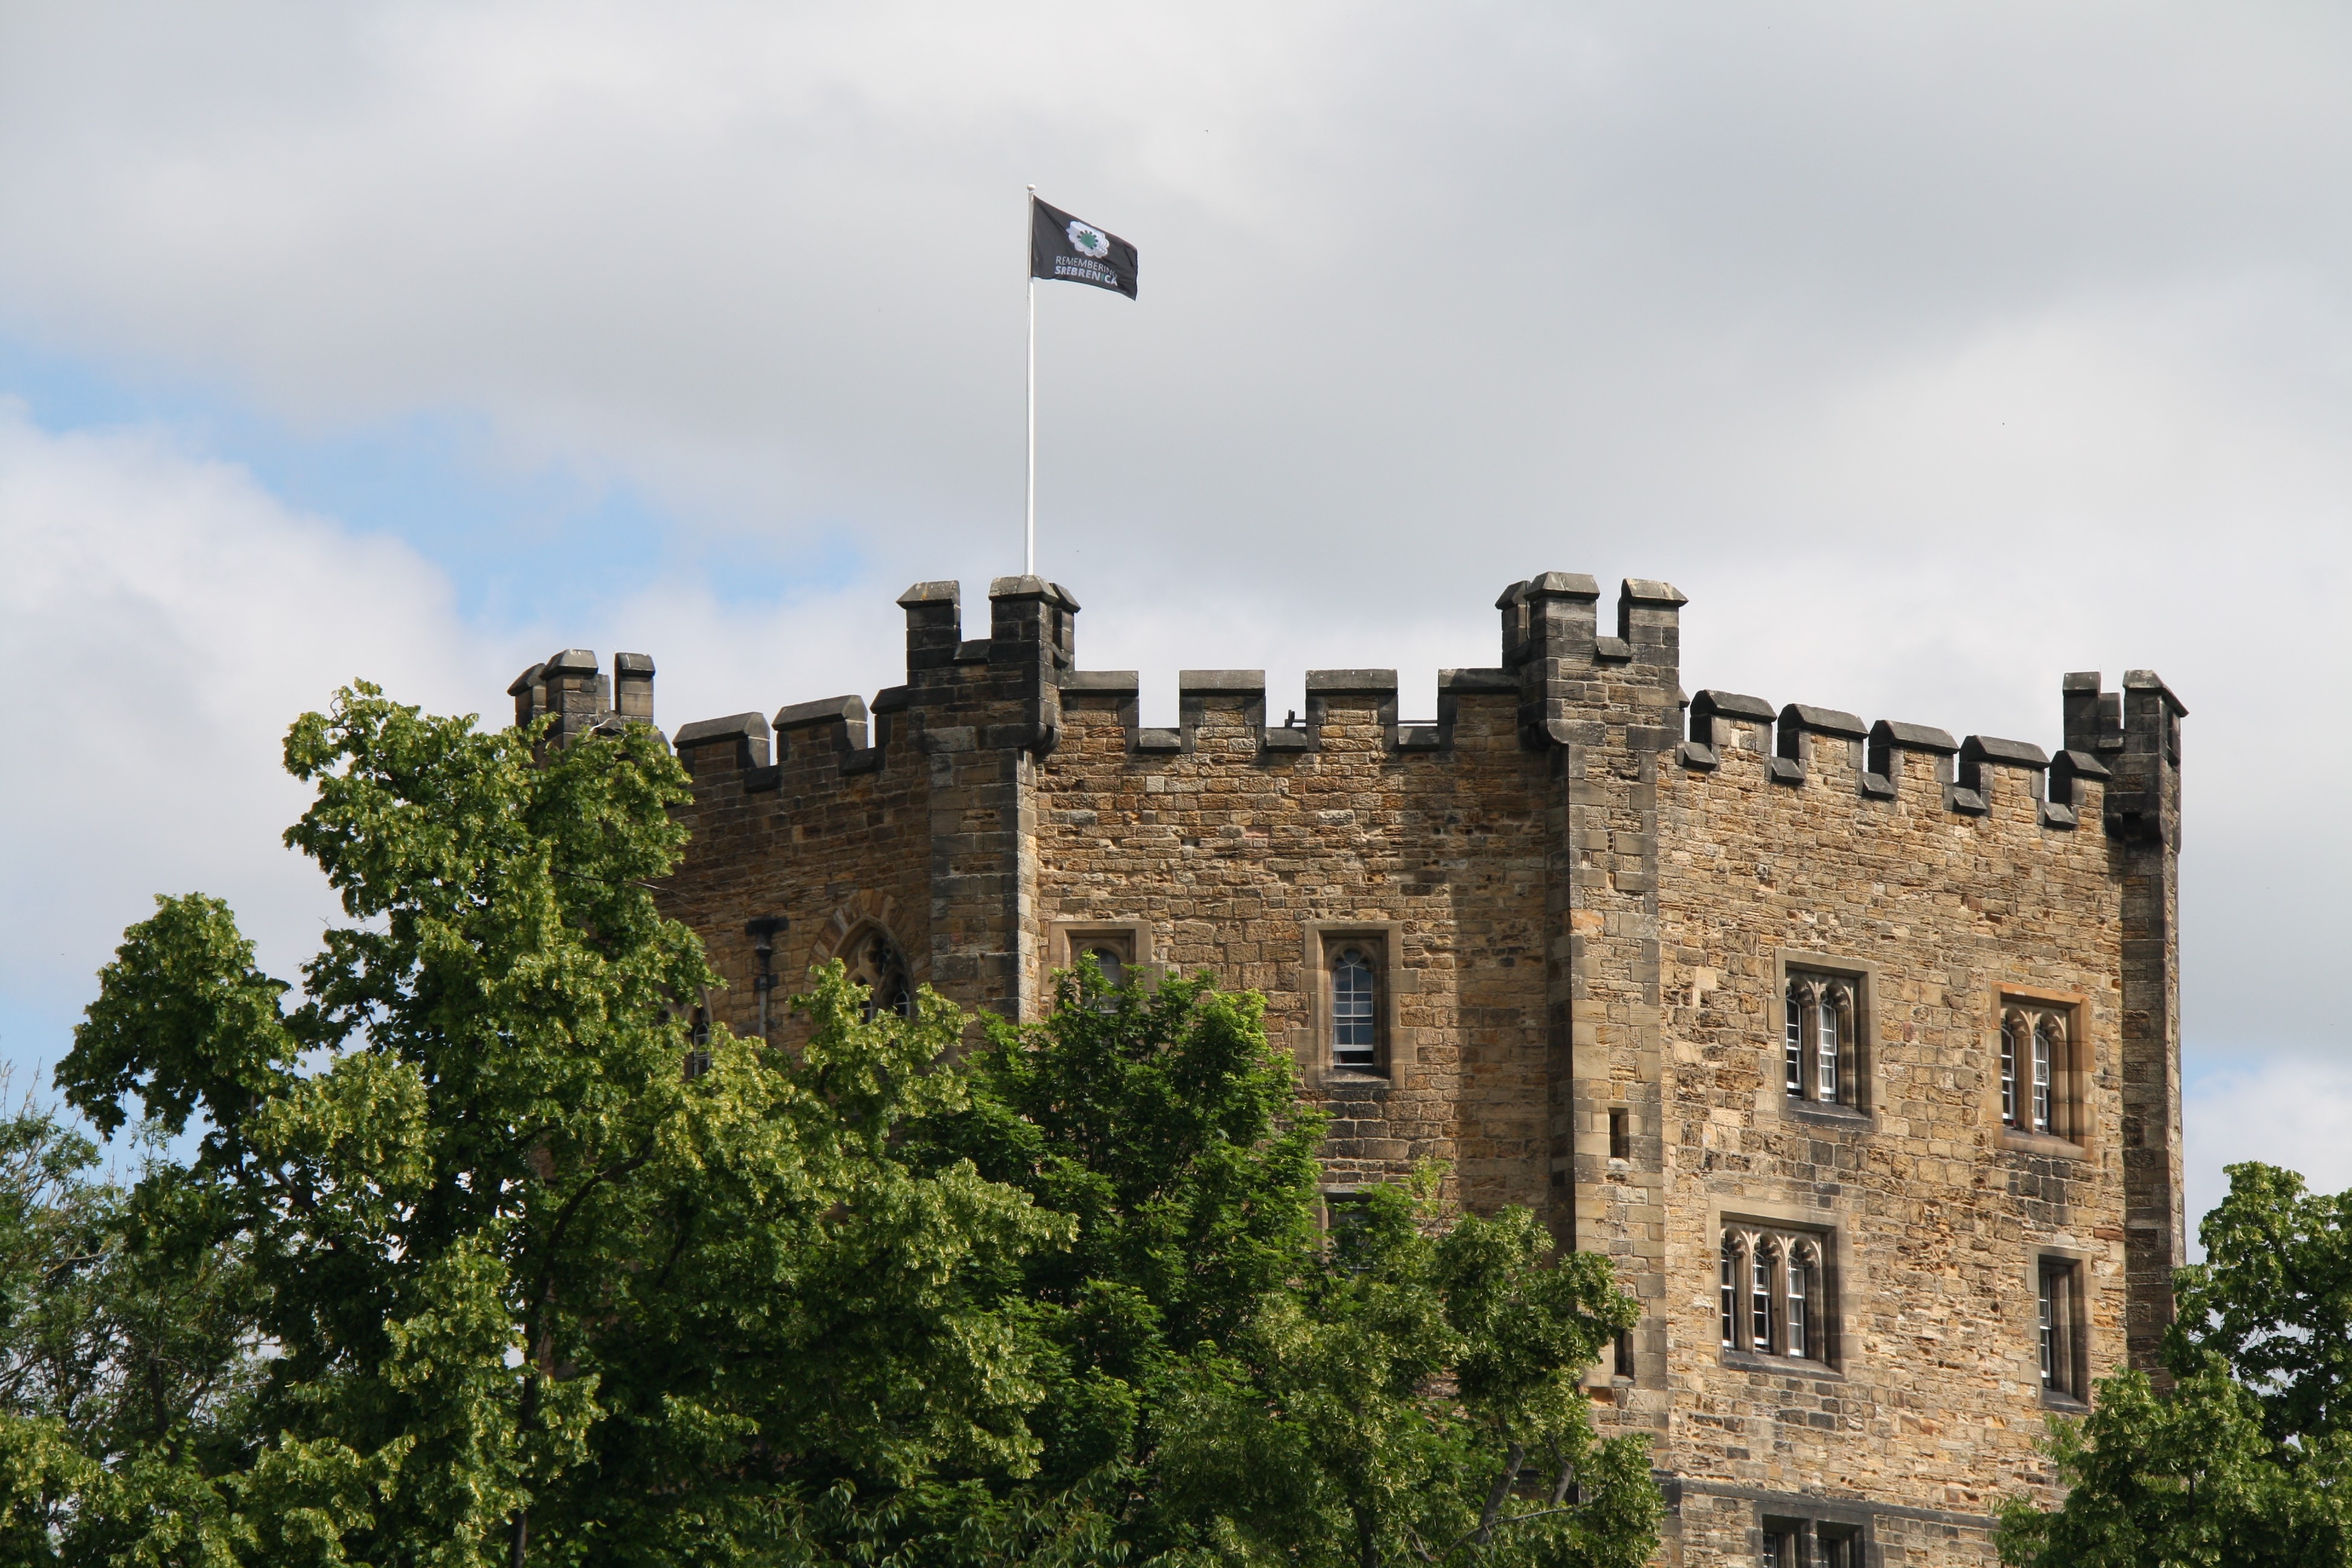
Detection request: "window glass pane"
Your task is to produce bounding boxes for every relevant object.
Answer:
[1788,1258,1809,1360]
[1721,1239,1737,1347]
[1785,986,1805,1097]
[1333,948,1377,1065]
[1752,1247,1772,1351]
[1082,945,1125,990]
[1817,995,1840,1102]
[2039,1268,2057,1387]
[2032,1021,2053,1132]
[2001,1021,2018,1123]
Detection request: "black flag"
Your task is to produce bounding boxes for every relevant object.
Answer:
[1030,197,1137,299]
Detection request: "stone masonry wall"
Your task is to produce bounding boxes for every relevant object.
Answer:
[662,699,934,1048]
[1034,665,1555,1214]
[1639,678,2164,1566]
[535,569,2181,1568]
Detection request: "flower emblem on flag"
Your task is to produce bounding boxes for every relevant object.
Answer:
[1067,220,1111,260]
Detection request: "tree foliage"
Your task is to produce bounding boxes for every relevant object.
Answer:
[1999,1162,2352,1568]
[0,684,1656,1568]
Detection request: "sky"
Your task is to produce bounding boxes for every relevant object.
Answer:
[2,2,2348,1230]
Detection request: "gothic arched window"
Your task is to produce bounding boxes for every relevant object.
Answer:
[1783,972,1858,1109]
[1750,1236,1774,1351]
[1721,1224,1832,1366]
[1720,1235,1740,1348]
[2001,1005,2075,1138]
[843,926,913,1022]
[1786,1241,1818,1361]
[1331,946,1378,1067]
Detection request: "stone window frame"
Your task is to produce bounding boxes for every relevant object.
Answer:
[1754,1500,1873,1567]
[1760,1517,1866,1568]
[2031,1246,2094,1408]
[1769,949,1878,1123]
[1301,921,1412,1081]
[1318,1184,1372,1236]
[1047,919,1155,996]
[1712,1200,1844,1376]
[1993,985,2093,1160]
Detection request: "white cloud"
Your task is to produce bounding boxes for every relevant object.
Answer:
[2,2,2350,1087]
[0,402,942,1075]
[2185,1054,2352,1249]
[0,402,482,1063]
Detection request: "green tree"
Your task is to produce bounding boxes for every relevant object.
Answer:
[31,685,1065,1565]
[934,964,1659,1568]
[1998,1161,2352,1568]
[1156,1175,1657,1568]
[5,681,1659,1568]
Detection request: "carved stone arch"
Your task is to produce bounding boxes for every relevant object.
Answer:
[808,889,909,972]
[808,892,918,1021]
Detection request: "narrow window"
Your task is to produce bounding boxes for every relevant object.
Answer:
[1816,989,1841,1103]
[2037,1267,2056,1387]
[2038,1260,2080,1397]
[1331,947,1378,1067]
[1761,1529,1792,1568]
[1785,982,1805,1097]
[1609,1108,1631,1160]
[1082,943,1126,990]
[1720,1237,1739,1347]
[2031,1021,2053,1132]
[684,1007,712,1082]
[2001,1017,2019,1125]
[1821,1533,1857,1568]
[1613,1329,1635,1377]
[1751,1243,1774,1352]
[1786,1246,1812,1361]
[2032,1017,2056,1134]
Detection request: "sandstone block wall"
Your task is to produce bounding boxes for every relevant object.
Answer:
[523,569,2182,1568]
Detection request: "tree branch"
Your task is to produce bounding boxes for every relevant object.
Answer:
[1475,1443,1527,1547]
[1431,1500,1587,1563]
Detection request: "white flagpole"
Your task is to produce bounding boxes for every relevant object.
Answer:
[1025,184,1037,578]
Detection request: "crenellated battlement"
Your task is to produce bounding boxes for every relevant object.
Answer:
[522,577,2169,856]
[508,648,659,747]
[1670,671,2163,838]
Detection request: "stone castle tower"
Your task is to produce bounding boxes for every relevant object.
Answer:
[511,571,2185,1568]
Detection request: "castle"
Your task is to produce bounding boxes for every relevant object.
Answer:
[510,571,2184,1568]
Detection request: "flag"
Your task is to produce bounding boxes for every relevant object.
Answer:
[1030,197,1137,299]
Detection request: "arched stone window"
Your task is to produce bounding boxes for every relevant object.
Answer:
[1786,1240,1819,1361]
[1331,946,1378,1067]
[2001,1004,2073,1138]
[1783,973,1858,1109]
[1720,1235,1740,1348]
[1081,942,1127,990]
[1721,1223,1833,1365]
[843,925,913,1022]
[2001,1015,2020,1123]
